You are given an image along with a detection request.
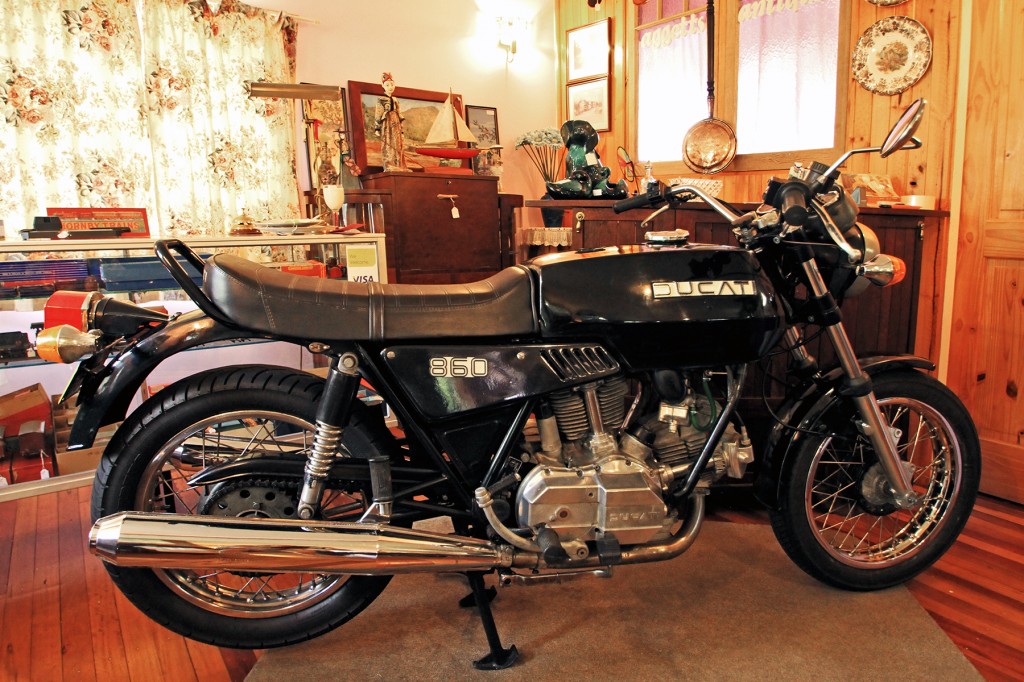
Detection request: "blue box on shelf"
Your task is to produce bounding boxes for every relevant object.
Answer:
[91,255,205,292]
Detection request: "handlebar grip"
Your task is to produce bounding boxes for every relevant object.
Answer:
[613,190,662,214]
[778,183,808,226]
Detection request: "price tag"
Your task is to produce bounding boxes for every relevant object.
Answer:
[586,152,598,165]
[451,206,460,219]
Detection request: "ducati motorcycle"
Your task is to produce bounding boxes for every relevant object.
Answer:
[37,99,978,668]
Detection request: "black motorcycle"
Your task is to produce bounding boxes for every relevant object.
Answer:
[38,99,978,668]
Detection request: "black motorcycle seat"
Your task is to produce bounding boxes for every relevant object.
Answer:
[202,253,539,341]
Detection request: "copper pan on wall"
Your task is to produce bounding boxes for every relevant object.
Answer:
[682,0,737,174]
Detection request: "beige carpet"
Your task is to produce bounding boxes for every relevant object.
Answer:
[247,522,981,681]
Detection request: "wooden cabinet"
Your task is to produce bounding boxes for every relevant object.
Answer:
[362,172,508,284]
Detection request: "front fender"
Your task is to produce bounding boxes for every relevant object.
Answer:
[752,354,935,509]
[67,310,267,450]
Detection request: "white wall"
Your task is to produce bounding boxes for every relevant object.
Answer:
[260,0,559,201]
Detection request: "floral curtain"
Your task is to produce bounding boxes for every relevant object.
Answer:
[141,0,298,236]
[0,0,297,239]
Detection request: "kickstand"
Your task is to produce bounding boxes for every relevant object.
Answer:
[465,571,519,670]
[458,583,496,609]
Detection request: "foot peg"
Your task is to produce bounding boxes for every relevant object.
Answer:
[536,526,570,564]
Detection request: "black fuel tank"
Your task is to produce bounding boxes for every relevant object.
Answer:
[528,245,783,369]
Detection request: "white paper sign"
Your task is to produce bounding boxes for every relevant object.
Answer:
[346,244,379,283]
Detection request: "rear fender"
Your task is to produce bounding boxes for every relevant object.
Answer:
[753,355,935,509]
[67,310,268,450]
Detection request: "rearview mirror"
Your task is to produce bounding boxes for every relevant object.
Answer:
[880,99,926,158]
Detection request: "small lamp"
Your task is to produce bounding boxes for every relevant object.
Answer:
[496,16,525,63]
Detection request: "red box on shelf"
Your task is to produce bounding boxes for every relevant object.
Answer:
[10,453,54,483]
[0,384,53,432]
[267,260,327,278]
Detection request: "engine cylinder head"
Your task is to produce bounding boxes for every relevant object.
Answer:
[549,376,629,443]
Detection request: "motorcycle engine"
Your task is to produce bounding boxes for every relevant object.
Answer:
[516,376,751,551]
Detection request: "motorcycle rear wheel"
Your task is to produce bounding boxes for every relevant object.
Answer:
[769,370,980,591]
[92,365,398,648]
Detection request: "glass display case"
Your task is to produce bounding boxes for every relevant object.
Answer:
[0,233,387,496]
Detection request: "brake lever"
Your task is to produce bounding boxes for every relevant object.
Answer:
[641,204,671,229]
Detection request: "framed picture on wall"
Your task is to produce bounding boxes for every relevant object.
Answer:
[464,105,499,146]
[567,76,610,132]
[302,92,357,188]
[566,18,611,82]
[347,80,462,174]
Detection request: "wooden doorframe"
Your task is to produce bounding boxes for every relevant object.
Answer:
[937,0,973,384]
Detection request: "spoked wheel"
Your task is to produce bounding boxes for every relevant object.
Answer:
[92,366,399,648]
[770,370,980,590]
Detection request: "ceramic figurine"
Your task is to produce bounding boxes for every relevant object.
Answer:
[545,120,627,200]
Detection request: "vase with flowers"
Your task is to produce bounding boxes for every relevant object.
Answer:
[515,128,567,227]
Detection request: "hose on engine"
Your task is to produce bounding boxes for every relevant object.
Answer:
[689,375,717,432]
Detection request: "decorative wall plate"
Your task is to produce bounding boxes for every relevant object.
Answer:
[852,16,932,96]
[866,0,910,6]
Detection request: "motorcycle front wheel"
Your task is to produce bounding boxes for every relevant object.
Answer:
[770,370,980,591]
[91,365,399,648]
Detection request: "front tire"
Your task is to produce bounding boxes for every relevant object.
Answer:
[769,370,980,590]
[92,365,398,648]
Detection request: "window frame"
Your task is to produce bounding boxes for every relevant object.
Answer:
[630,0,852,175]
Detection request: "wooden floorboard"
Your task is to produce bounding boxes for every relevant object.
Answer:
[57,488,96,682]
[31,493,62,681]
[0,486,1021,680]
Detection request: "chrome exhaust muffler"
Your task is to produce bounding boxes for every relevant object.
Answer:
[91,494,706,576]
[90,512,514,575]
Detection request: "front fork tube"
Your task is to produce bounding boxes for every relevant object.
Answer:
[800,259,919,509]
[297,353,392,520]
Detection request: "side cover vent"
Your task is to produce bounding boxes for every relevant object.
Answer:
[541,345,619,382]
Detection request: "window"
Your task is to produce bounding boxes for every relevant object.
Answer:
[735,0,841,155]
[636,9,708,164]
[635,0,849,173]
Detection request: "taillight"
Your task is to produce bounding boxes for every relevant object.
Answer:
[44,290,102,331]
[37,291,170,363]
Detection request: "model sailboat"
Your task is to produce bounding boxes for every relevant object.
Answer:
[415,91,480,162]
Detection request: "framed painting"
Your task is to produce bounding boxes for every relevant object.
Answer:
[567,76,610,132]
[464,105,499,146]
[566,18,611,82]
[302,91,359,189]
[347,81,462,174]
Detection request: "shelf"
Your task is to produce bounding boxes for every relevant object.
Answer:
[0,232,387,254]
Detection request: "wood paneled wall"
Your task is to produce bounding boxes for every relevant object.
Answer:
[554,0,961,205]
[554,0,961,361]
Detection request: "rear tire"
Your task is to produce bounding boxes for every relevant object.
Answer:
[769,370,980,591]
[92,365,397,648]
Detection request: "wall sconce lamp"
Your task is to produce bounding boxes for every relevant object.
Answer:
[496,15,526,63]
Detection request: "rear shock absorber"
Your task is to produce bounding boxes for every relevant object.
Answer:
[297,352,362,519]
